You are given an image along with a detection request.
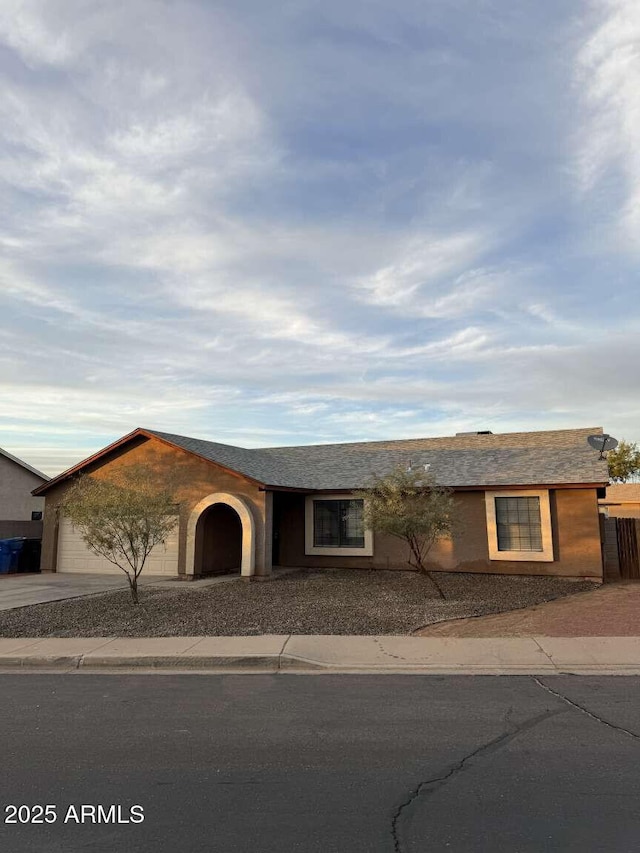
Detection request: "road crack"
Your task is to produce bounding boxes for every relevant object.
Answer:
[533,676,640,741]
[391,707,563,852]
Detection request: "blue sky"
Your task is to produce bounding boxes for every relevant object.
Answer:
[1,0,639,476]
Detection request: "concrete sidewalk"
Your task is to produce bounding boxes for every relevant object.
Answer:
[2,635,640,674]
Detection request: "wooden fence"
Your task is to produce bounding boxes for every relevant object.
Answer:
[601,516,640,580]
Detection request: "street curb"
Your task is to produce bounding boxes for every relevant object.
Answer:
[81,654,282,671]
[277,652,557,673]
[1,653,640,675]
[0,654,281,671]
[0,655,82,669]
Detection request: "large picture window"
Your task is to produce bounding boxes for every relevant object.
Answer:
[485,490,554,562]
[305,495,374,556]
[313,499,365,548]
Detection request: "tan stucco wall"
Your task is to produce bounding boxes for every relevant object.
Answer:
[0,456,45,521]
[605,504,640,519]
[40,436,269,576]
[275,488,603,579]
[552,489,603,577]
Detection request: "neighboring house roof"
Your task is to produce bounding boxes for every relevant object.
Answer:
[34,426,609,495]
[600,484,640,505]
[0,447,49,482]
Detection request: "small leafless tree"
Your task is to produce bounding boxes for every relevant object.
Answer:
[62,463,183,604]
[355,465,455,599]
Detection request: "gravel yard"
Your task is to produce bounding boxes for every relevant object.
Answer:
[0,569,598,637]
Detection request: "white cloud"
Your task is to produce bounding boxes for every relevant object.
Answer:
[0,0,638,473]
[0,0,75,67]
[108,91,266,168]
[575,0,640,246]
[354,231,488,312]
[388,326,490,359]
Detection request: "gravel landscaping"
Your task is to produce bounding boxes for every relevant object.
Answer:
[0,569,598,637]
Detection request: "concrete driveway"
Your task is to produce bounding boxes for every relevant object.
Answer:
[0,573,167,611]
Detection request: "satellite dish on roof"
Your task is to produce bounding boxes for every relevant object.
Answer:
[588,434,618,459]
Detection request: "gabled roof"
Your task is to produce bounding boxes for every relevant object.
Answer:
[0,447,48,482]
[34,425,609,495]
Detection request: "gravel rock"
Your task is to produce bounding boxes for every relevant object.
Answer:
[0,569,598,637]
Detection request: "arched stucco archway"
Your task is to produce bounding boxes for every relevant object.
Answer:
[185,493,256,578]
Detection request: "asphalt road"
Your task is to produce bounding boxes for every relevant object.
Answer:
[1,674,639,853]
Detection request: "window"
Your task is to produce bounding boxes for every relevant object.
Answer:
[313,500,365,548]
[495,496,542,551]
[31,511,43,521]
[305,495,373,556]
[485,490,554,562]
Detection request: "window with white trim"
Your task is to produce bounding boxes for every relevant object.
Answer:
[485,490,554,562]
[305,495,374,556]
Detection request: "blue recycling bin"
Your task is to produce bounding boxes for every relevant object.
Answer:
[0,538,25,573]
[0,540,13,574]
[7,538,25,571]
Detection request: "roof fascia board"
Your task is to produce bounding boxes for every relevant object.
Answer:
[449,482,608,491]
[261,485,316,493]
[279,482,609,493]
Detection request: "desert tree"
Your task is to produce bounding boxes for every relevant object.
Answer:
[354,464,455,599]
[607,439,640,483]
[62,462,184,604]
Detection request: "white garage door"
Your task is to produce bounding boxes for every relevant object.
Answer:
[56,517,179,576]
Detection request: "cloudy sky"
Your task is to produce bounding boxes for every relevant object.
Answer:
[1,0,639,476]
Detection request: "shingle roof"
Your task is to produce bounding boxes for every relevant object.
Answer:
[147,426,608,490]
[146,431,301,486]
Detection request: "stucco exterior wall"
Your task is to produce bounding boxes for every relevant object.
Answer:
[605,504,640,519]
[0,456,45,521]
[274,488,603,579]
[40,436,269,576]
[552,489,603,577]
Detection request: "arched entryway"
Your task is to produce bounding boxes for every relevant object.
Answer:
[195,503,242,575]
[186,493,255,578]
